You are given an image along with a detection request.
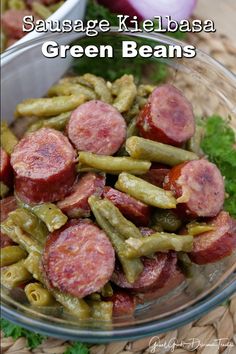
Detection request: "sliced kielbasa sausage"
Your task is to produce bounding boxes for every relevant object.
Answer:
[1,148,13,188]
[1,10,37,39]
[11,128,76,204]
[0,196,17,248]
[57,172,105,218]
[103,186,151,226]
[67,100,126,155]
[137,85,195,146]
[163,159,225,218]
[189,211,236,264]
[142,163,170,188]
[42,219,115,298]
[112,252,176,293]
[105,290,136,317]
[137,266,185,303]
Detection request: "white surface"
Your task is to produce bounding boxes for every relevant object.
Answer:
[195,0,235,42]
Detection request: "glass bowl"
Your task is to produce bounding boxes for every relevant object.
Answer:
[1,30,236,342]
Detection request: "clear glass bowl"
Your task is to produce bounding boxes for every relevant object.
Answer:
[1,30,236,342]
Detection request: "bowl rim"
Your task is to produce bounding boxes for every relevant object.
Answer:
[4,0,87,48]
[1,29,236,341]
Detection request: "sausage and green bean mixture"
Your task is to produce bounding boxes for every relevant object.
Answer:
[1,0,65,52]
[1,73,236,321]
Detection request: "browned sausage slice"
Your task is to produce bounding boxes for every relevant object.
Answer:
[0,196,17,248]
[11,128,76,204]
[142,163,170,188]
[163,159,225,217]
[137,85,195,146]
[0,148,13,188]
[105,290,136,316]
[1,10,36,39]
[57,173,105,217]
[137,267,185,303]
[67,100,126,155]
[103,186,151,226]
[189,211,236,264]
[42,219,115,298]
[112,252,176,293]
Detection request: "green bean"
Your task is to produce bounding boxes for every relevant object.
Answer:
[24,252,43,282]
[25,283,54,306]
[47,83,96,100]
[48,0,64,12]
[78,152,151,175]
[1,0,8,12]
[177,253,195,278]
[98,198,143,240]
[87,293,101,301]
[186,126,204,155]
[9,208,48,244]
[15,95,86,118]
[127,117,139,139]
[88,300,113,321]
[53,291,91,319]
[152,210,182,232]
[137,84,155,97]
[100,283,113,298]
[112,75,137,113]
[1,246,27,267]
[0,182,9,198]
[8,0,26,10]
[27,111,72,133]
[126,136,199,166]
[1,31,6,53]
[88,196,143,283]
[31,2,52,19]
[1,218,42,254]
[59,76,93,88]
[82,73,112,103]
[115,173,176,209]
[124,232,193,258]
[116,118,138,157]
[0,121,18,154]
[17,200,68,233]
[186,222,215,236]
[1,260,32,289]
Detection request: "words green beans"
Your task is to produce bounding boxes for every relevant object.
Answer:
[88,196,143,284]
[115,173,176,209]
[15,95,86,118]
[126,136,199,166]
[78,152,151,175]
[124,232,193,258]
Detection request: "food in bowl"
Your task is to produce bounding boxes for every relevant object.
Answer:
[1,72,236,321]
[1,0,65,51]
